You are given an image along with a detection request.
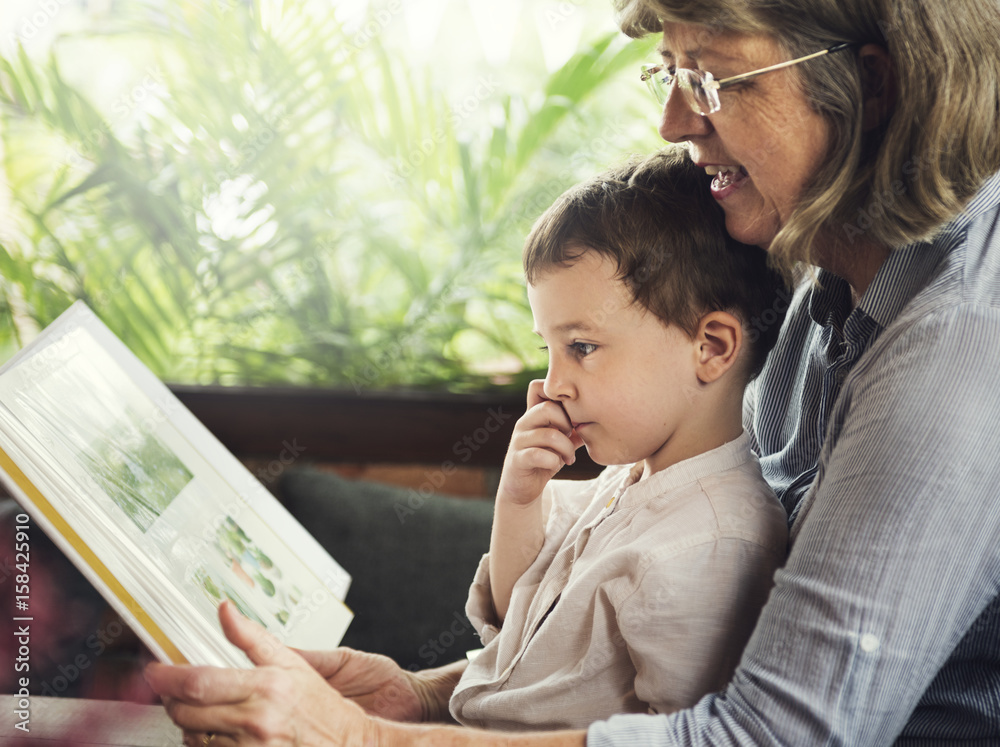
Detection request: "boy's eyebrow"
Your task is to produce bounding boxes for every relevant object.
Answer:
[533,321,598,336]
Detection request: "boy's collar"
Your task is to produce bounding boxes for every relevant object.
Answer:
[614,431,754,508]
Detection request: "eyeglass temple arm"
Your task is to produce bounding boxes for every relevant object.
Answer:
[639,67,658,82]
[714,42,854,88]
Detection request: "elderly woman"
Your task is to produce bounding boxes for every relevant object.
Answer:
[148,0,1000,744]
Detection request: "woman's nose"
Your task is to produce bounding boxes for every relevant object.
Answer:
[657,85,712,144]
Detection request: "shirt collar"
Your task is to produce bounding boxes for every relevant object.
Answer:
[807,270,852,330]
[807,245,946,338]
[854,242,945,331]
[805,170,1000,336]
[613,431,754,509]
[949,170,1000,229]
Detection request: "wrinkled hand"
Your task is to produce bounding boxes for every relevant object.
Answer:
[497,380,584,506]
[296,646,437,723]
[145,601,380,746]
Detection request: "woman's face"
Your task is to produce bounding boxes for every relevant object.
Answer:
[657,23,834,250]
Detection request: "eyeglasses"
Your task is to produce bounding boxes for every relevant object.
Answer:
[640,42,854,116]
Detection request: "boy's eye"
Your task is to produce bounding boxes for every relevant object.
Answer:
[569,342,597,358]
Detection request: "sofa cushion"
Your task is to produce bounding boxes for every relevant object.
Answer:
[276,468,494,671]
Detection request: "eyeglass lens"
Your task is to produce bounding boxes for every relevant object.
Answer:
[644,67,718,115]
[677,70,717,114]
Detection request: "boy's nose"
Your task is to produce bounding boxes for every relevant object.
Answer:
[542,367,576,401]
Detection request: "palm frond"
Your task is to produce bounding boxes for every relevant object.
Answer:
[0,1,657,391]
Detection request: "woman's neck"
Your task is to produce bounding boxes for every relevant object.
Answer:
[813,234,892,307]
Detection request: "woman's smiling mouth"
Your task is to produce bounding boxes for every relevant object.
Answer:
[704,165,750,199]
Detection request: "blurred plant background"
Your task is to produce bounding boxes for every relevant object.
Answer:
[0,0,659,392]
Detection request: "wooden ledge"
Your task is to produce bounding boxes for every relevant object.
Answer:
[170,385,601,479]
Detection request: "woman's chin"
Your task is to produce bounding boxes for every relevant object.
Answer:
[722,206,780,250]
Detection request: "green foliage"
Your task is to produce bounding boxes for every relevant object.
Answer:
[0,1,658,391]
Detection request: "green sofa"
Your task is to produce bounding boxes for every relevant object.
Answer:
[276,469,494,671]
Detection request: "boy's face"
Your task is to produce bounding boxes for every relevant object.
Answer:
[527,250,703,474]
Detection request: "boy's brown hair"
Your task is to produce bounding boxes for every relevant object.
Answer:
[523,149,790,380]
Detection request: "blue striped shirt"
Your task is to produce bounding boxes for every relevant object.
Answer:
[588,172,1000,746]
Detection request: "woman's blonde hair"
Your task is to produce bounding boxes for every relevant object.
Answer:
[615,0,1000,268]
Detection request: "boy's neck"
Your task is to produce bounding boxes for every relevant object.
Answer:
[639,387,745,480]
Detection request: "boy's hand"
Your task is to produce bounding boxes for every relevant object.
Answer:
[497,380,584,506]
[489,380,585,620]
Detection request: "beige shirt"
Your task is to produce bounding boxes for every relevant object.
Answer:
[449,432,788,731]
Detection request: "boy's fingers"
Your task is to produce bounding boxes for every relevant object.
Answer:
[521,401,573,435]
[518,446,568,475]
[524,381,575,435]
[514,429,577,468]
[512,422,576,459]
[526,379,549,407]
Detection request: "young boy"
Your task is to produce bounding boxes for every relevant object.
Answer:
[448,150,790,730]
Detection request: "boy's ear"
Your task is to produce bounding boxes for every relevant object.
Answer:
[693,311,742,385]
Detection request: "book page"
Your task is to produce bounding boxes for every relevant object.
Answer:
[0,303,352,666]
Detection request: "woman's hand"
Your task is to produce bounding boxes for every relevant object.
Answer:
[147,602,586,747]
[297,646,462,724]
[145,601,381,746]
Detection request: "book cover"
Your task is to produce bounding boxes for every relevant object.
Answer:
[0,301,353,670]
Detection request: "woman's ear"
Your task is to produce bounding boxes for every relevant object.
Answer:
[858,43,897,131]
[694,311,742,385]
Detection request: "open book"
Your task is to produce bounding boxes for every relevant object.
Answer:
[0,301,353,668]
